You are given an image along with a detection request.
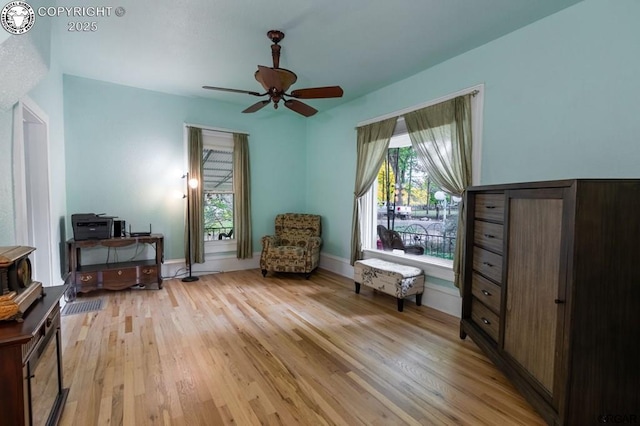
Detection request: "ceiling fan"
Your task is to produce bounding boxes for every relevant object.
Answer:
[202,30,344,117]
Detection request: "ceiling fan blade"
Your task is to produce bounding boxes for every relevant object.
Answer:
[284,99,318,117]
[289,86,344,99]
[202,86,264,97]
[242,100,271,113]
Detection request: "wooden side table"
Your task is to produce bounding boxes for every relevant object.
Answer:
[67,234,164,295]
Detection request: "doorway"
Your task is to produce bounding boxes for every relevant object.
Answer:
[13,97,54,287]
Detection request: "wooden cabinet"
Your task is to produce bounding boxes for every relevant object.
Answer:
[460,179,640,425]
[0,285,68,426]
[67,234,164,295]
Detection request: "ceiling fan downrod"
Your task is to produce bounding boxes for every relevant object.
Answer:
[267,30,285,69]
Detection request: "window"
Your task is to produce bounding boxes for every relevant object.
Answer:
[201,130,235,244]
[365,86,483,268]
[375,131,460,260]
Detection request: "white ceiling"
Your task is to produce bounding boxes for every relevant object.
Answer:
[50,0,582,112]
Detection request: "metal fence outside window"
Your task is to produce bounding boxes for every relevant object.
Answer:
[204,226,234,241]
[397,229,456,260]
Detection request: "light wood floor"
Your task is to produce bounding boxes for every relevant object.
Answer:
[58,269,544,426]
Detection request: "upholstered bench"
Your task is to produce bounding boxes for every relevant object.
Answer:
[353,258,425,312]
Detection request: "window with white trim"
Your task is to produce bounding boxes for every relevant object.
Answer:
[202,130,235,250]
[366,87,483,266]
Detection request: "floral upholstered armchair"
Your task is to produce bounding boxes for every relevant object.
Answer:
[260,213,322,278]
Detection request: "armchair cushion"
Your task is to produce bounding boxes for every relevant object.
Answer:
[260,213,322,278]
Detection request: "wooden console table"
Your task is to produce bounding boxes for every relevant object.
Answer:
[0,285,68,426]
[67,234,164,294]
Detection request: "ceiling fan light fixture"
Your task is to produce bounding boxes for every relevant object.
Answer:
[254,67,297,92]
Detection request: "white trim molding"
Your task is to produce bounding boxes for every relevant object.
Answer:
[13,96,55,287]
[183,122,249,136]
[423,280,461,317]
[162,251,260,279]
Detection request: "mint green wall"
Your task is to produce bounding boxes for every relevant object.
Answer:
[0,109,14,245]
[307,0,640,261]
[0,0,52,248]
[63,75,307,259]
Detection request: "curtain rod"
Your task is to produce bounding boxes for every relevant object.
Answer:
[356,84,483,128]
[184,123,249,136]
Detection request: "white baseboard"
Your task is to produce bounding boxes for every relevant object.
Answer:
[319,252,354,278]
[319,253,461,318]
[162,251,260,280]
[423,281,461,317]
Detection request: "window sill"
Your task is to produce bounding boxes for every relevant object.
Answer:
[361,249,454,282]
[205,239,236,254]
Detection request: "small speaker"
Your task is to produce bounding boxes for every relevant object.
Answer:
[113,220,125,238]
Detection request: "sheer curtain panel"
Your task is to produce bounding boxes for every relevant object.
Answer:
[350,117,397,265]
[404,94,473,291]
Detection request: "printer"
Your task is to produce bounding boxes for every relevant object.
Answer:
[72,213,114,240]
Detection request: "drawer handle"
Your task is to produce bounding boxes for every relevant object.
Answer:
[485,205,496,209]
[143,268,153,275]
[118,270,123,276]
[481,317,491,325]
[554,299,565,304]
[482,262,494,267]
[483,234,495,239]
[481,289,492,297]
[80,275,93,282]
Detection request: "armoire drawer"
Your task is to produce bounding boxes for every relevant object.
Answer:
[474,220,504,254]
[471,298,500,342]
[474,193,505,222]
[472,246,503,283]
[471,273,501,314]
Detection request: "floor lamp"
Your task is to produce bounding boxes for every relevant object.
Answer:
[183,172,200,282]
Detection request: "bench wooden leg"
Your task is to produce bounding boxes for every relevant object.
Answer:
[354,282,361,294]
[397,298,404,312]
[416,293,423,306]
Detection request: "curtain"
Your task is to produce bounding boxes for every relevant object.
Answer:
[350,117,397,265]
[233,133,252,259]
[187,126,205,263]
[403,94,473,291]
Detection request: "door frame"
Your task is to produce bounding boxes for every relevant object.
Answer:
[12,96,54,287]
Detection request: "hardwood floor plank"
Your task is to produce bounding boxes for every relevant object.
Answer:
[57,268,544,425]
